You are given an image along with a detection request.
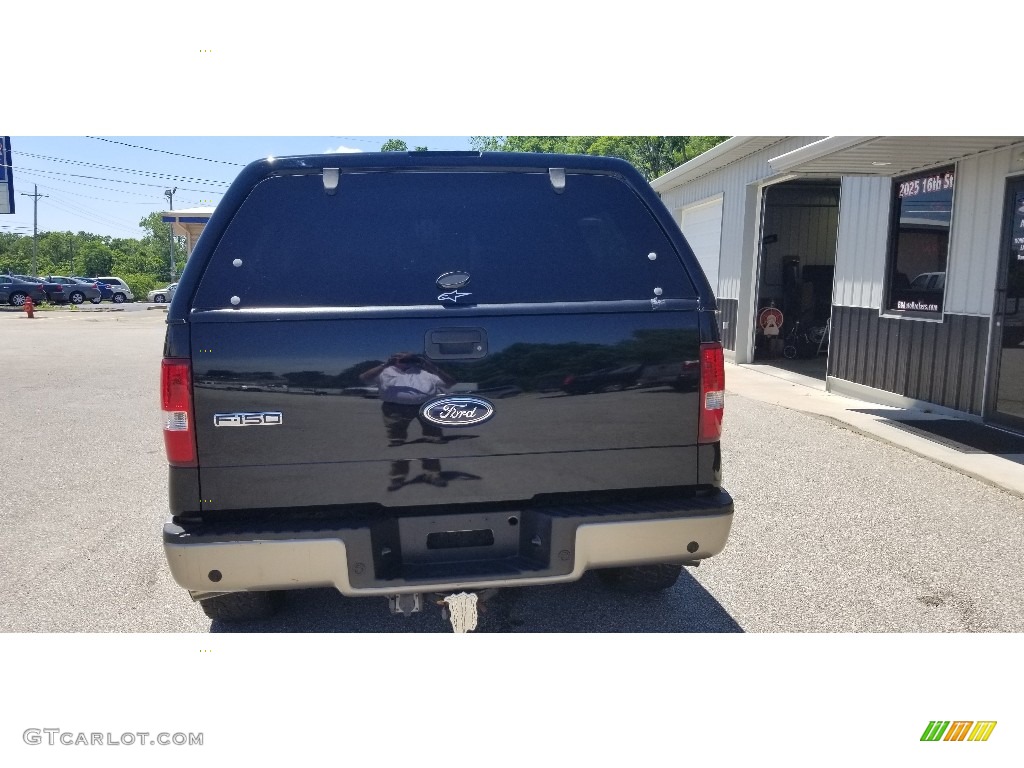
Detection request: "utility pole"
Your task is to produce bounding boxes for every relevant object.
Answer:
[164,187,177,281]
[19,184,47,277]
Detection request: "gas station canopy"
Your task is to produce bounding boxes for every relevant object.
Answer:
[161,207,213,254]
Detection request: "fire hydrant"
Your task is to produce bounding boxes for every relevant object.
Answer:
[24,296,35,319]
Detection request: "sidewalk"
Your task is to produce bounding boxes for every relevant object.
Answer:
[725,362,1024,498]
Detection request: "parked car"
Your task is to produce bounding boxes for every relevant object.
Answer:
[909,271,945,292]
[148,283,177,303]
[73,277,113,302]
[13,275,64,304]
[92,276,134,303]
[74,277,107,303]
[1,275,48,306]
[42,275,103,305]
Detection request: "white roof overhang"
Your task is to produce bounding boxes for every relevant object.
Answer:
[768,136,1024,177]
[162,207,214,254]
[650,136,794,192]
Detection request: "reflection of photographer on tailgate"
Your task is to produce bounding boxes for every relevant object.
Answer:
[360,353,457,489]
[361,352,457,444]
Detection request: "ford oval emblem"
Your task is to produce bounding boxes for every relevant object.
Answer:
[436,271,471,290]
[420,396,495,428]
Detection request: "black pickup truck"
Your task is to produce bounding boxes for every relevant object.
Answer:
[161,151,734,630]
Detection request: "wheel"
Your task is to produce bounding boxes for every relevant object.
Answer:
[90,296,102,304]
[112,293,126,304]
[153,294,166,303]
[597,563,683,592]
[9,291,27,307]
[199,591,281,622]
[783,344,798,359]
[69,291,85,305]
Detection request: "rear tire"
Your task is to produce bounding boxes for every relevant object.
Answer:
[597,563,683,592]
[112,293,126,304]
[154,294,166,303]
[90,296,102,304]
[199,591,281,622]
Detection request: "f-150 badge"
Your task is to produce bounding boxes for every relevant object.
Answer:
[420,396,494,427]
[214,412,283,427]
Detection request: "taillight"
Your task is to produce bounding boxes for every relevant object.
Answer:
[699,342,724,443]
[161,358,197,466]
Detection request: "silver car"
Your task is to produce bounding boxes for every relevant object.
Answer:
[43,276,103,305]
[147,283,177,303]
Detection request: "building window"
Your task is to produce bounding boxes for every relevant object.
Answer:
[886,166,955,315]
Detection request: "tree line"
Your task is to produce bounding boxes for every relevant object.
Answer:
[0,212,183,300]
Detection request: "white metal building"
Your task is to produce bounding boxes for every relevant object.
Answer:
[652,136,1024,433]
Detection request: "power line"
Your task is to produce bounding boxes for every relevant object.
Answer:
[12,165,225,193]
[13,151,233,186]
[85,136,246,166]
[45,199,140,236]
[19,178,163,204]
[47,194,143,228]
[16,169,213,200]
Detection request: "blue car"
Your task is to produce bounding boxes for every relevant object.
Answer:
[1,275,48,306]
[74,277,113,301]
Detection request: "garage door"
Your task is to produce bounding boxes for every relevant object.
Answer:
[679,197,723,297]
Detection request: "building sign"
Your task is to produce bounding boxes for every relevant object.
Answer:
[898,170,955,199]
[896,299,940,312]
[0,136,13,215]
[1015,196,1024,261]
[886,166,955,314]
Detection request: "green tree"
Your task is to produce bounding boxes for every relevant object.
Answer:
[78,240,115,278]
[469,136,729,181]
[0,232,32,274]
[138,212,186,280]
[381,139,408,152]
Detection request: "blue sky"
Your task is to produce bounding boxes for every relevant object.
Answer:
[2,136,474,239]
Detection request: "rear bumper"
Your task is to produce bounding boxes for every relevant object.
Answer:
[163,491,734,597]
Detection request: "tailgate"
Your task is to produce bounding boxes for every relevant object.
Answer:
[190,307,704,511]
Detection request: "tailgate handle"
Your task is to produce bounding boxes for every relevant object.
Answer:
[425,328,487,360]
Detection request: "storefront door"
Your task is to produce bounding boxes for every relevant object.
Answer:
[991,177,1024,430]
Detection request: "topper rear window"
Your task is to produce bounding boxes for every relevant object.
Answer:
[193,170,695,308]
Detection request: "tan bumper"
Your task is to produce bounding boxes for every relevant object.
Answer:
[165,512,733,598]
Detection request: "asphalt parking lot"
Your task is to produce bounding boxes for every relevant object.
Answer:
[2,308,1023,633]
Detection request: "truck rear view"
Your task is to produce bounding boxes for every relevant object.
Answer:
[161,151,733,630]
